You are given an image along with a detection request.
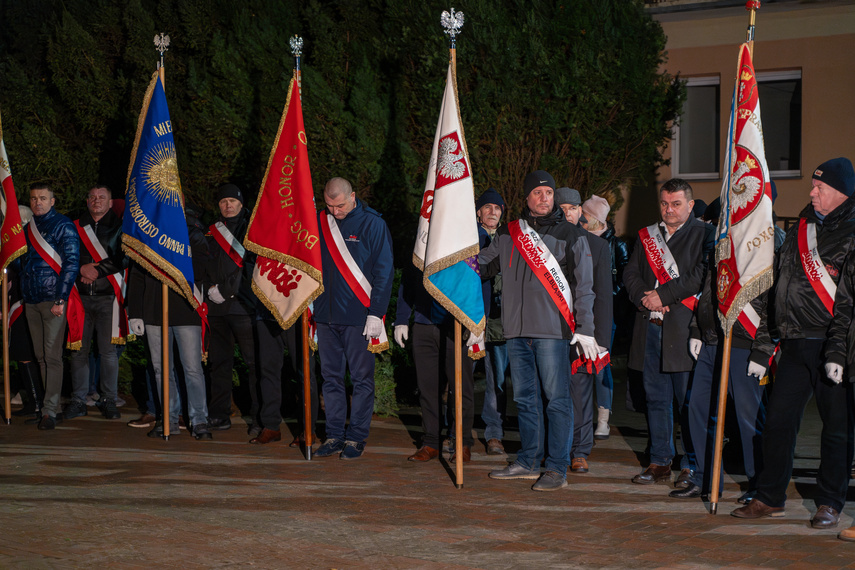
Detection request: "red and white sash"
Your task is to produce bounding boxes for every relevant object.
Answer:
[508,219,576,331]
[638,224,699,312]
[29,221,84,350]
[75,220,132,344]
[8,300,22,330]
[210,222,245,267]
[737,303,761,338]
[572,349,611,375]
[798,219,836,316]
[319,213,389,353]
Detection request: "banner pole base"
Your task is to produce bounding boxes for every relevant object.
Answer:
[4,418,10,425]
[305,446,312,461]
[710,502,718,515]
[455,483,463,490]
[162,435,170,441]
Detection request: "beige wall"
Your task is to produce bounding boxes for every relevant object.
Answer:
[617,4,855,234]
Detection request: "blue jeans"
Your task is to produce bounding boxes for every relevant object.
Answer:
[146,325,207,430]
[481,341,509,441]
[507,337,572,476]
[594,322,616,411]
[317,323,375,444]
[687,343,766,490]
[642,321,692,469]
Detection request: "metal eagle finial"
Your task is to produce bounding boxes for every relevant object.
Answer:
[154,33,170,68]
[441,8,465,49]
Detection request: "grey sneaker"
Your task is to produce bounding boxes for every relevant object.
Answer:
[315,438,345,457]
[532,470,568,491]
[64,399,88,420]
[489,462,541,480]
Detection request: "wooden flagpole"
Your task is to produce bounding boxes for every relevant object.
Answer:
[157,43,171,440]
[709,0,760,514]
[2,270,10,424]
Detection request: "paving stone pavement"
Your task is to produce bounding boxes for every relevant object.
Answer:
[1,391,854,569]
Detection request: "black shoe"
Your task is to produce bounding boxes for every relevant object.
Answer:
[96,398,121,420]
[669,483,702,499]
[64,399,88,420]
[147,421,179,438]
[192,423,213,440]
[208,417,231,431]
[37,415,57,430]
[12,402,37,417]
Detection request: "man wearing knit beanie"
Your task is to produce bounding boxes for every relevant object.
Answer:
[734,157,855,535]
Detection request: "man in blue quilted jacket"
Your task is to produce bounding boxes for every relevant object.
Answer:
[19,183,79,430]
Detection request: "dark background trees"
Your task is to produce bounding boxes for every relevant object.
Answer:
[0,0,682,258]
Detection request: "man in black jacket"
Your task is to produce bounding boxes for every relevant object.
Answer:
[67,185,126,421]
[204,184,259,433]
[624,178,714,487]
[734,157,855,529]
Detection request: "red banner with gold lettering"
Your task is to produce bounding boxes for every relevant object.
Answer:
[0,111,27,271]
[244,73,322,329]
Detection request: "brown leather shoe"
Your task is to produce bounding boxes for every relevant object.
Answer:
[486,438,505,455]
[450,446,471,463]
[407,446,439,462]
[674,468,694,489]
[249,428,282,445]
[811,505,840,528]
[289,432,318,448]
[631,463,671,484]
[731,498,785,519]
[838,526,855,541]
[571,457,589,473]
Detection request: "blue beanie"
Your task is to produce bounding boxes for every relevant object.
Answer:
[476,187,506,211]
[813,157,855,197]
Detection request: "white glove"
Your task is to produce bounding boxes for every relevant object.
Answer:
[208,285,226,304]
[571,333,598,361]
[467,331,484,348]
[393,325,408,348]
[747,361,767,379]
[129,319,145,336]
[826,363,844,384]
[362,315,384,340]
[689,339,702,360]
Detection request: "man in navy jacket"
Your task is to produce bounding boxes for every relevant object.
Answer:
[313,177,394,460]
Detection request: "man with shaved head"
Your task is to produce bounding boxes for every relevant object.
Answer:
[313,177,394,460]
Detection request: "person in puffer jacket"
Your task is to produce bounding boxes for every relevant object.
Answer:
[19,183,79,430]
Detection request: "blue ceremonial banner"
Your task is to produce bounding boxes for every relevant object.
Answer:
[122,71,197,308]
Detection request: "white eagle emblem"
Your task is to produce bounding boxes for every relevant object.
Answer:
[729,157,761,212]
[437,135,467,180]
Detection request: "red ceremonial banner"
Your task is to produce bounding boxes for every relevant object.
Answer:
[0,111,27,271]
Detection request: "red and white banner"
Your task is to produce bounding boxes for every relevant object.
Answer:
[320,213,389,353]
[715,43,774,332]
[509,219,576,331]
[638,224,699,312]
[75,220,132,344]
[28,221,84,350]
[797,219,836,316]
[244,73,322,330]
[0,111,27,271]
[210,222,245,267]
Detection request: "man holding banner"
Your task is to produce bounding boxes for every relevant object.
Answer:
[733,157,855,528]
[480,170,597,491]
[314,177,394,460]
[19,183,80,430]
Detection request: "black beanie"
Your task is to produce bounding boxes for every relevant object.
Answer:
[476,187,506,211]
[217,183,244,204]
[813,157,855,197]
[523,170,555,198]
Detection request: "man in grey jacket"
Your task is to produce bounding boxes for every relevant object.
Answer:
[479,170,597,491]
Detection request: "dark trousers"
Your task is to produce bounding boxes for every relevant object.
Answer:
[687,343,766,491]
[412,322,475,448]
[570,370,594,459]
[755,339,852,511]
[207,314,258,422]
[256,318,317,431]
[70,295,119,402]
[317,323,375,444]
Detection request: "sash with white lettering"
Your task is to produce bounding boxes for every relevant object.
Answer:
[638,224,699,312]
[319,213,389,353]
[508,219,576,331]
[210,222,245,268]
[28,221,84,350]
[798,218,836,315]
[74,221,133,344]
